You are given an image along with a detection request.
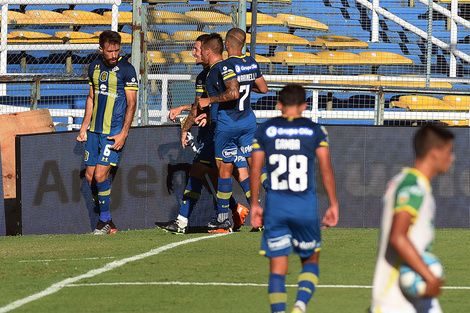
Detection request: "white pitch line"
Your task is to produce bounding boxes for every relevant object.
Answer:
[19,257,116,263]
[0,234,229,313]
[67,281,470,290]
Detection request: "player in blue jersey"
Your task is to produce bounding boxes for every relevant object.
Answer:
[155,35,249,233]
[199,30,268,232]
[77,30,138,235]
[250,84,339,313]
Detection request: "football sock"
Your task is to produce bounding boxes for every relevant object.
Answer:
[90,184,99,210]
[295,263,319,311]
[179,177,203,219]
[176,215,188,227]
[261,167,269,190]
[269,273,287,313]
[216,177,232,216]
[96,179,111,222]
[239,177,251,203]
[229,196,238,213]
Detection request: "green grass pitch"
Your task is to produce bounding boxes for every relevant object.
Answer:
[0,228,469,312]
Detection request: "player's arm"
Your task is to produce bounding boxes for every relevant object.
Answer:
[252,76,268,94]
[108,89,137,150]
[168,103,193,122]
[77,85,94,142]
[249,149,265,228]
[316,147,339,227]
[180,95,201,148]
[199,78,239,108]
[389,212,443,297]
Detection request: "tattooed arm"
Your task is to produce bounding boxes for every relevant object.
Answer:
[198,78,239,109]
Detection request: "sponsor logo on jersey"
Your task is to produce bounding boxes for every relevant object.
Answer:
[111,66,120,72]
[266,126,278,138]
[275,139,301,150]
[240,144,252,154]
[292,238,319,250]
[266,126,314,138]
[234,155,246,163]
[222,147,238,158]
[234,63,258,73]
[267,234,292,251]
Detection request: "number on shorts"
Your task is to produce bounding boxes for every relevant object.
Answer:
[103,144,112,156]
[269,154,308,192]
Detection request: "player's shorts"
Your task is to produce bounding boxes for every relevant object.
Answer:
[214,125,256,163]
[261,197,321,258]
[84,131,121,167]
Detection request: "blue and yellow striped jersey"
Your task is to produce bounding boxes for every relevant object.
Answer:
[88,57,139,135]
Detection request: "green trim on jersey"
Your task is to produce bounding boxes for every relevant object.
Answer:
[393,169,426,217]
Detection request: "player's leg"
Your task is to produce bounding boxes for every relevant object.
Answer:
[230,158,250,231]
[269,256,289,313]
[292,252,320,313]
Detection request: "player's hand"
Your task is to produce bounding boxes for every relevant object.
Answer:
[322,203,339,228]
[108,132,127,150]
[181,130,188,149]
[423,277,444,298]
[168,107,182,122]
[198,97,210,109]
[195,113,207,127]
[250,202,264,228]
[76,131,87,142]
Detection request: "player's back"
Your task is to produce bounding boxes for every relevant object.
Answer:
[254,116,329,214]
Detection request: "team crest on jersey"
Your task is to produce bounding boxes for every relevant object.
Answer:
[100,71,108,82]
[84,150,89,162]
[397,190,410,205]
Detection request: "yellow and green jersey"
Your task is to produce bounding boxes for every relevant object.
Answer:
[88,57,139,135]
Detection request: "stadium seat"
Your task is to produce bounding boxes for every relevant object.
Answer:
[269,51,318,66]
[149,11,198,24]
[245,12,286,27]
[205,0,291,3]
[94,31,132,44]
[147,51,179,64]
[275,13,329,31]
[178,50,196,64]
[315,51,368,65]
[221,51,272,64]
[55,31,99,44]
[318,75,453,88]
[3,11,37,24]
[62,10,111,25]
[102,11,132,24]
[310,35,369,50]
[359,51,413,65]
[184,10,232,25]
[440,119,469,126]
[443,96,470,111]
[248,32,310,47]
[172,31,209,42]
[25,10,75,25]
[391,95,446,111]
[147,31,172,42]
[7,31,62,44]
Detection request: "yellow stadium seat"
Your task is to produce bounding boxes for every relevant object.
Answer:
[244,12,286,27]
[391,96,445,111]
[7,31,62,44]
[25,10,75,25]
[184,10,232,25]
[102,11,132,24]
[443,96,470,111]
[147,51,179,64]
[3,11,38,24]
[62,10,111,25]
[315,51,368,65]
[317,75,453,88]
[359,51,413,65]
[275,14,328,31]
[55,31,99,44]
[205,0,291,3]
[94,31,132,44]
[269,51,318,66]
[221,51,271,64]
[441,120,469,126]
[310,35,369,50]
[147,31,172,42]
[149,11,198,24]
[146,0,190,3]
[178,50,197,64]
[172,31,209,42]
[249,32,310,46]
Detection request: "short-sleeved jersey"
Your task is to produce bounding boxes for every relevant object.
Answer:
[88,57,139,136]
[195,66,211,139]
[371,168,437,312]
[253,116,329,212]
[205,55,261,130]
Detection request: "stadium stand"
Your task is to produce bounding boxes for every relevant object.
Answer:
[275,13,329,31]
[24,10,75,25]
[55,31,99,44]
[62,10,112,26]
[185,10,232,25]
[310,35,369,50]
[149,10,198,24]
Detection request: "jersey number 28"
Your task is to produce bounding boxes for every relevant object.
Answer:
[269,154,308,192]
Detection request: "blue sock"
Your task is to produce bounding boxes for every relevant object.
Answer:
[179,177,203,218]
[269,273,287,313]
[261,167,269,190]
[216,178,232,216]
[295,263,319,310]
[96,179,111,222]
[239,177,251,203]
[90,184,99,209]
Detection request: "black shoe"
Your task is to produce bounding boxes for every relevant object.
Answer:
[155,220,187,234]
[93,220,117,235]
[207,219,232,233]
[250,226,265,232]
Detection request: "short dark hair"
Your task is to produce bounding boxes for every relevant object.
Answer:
[201,33,223,55]
[196,34,210,42]
[99,30,121,48]
[279,84,306,107]
[414,124,454,158]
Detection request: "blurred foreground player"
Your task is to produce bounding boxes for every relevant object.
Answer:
[77,30,138,235]
[371,125,454,313]
[249,84,339,313]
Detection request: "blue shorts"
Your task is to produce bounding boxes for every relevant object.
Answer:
[84,131,121,167]
[214,126,256,163]
[261,198,321,258]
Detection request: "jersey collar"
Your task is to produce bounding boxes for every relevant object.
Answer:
[210,59,223,69]
[228,54,246,59]
[403,167,431,191]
